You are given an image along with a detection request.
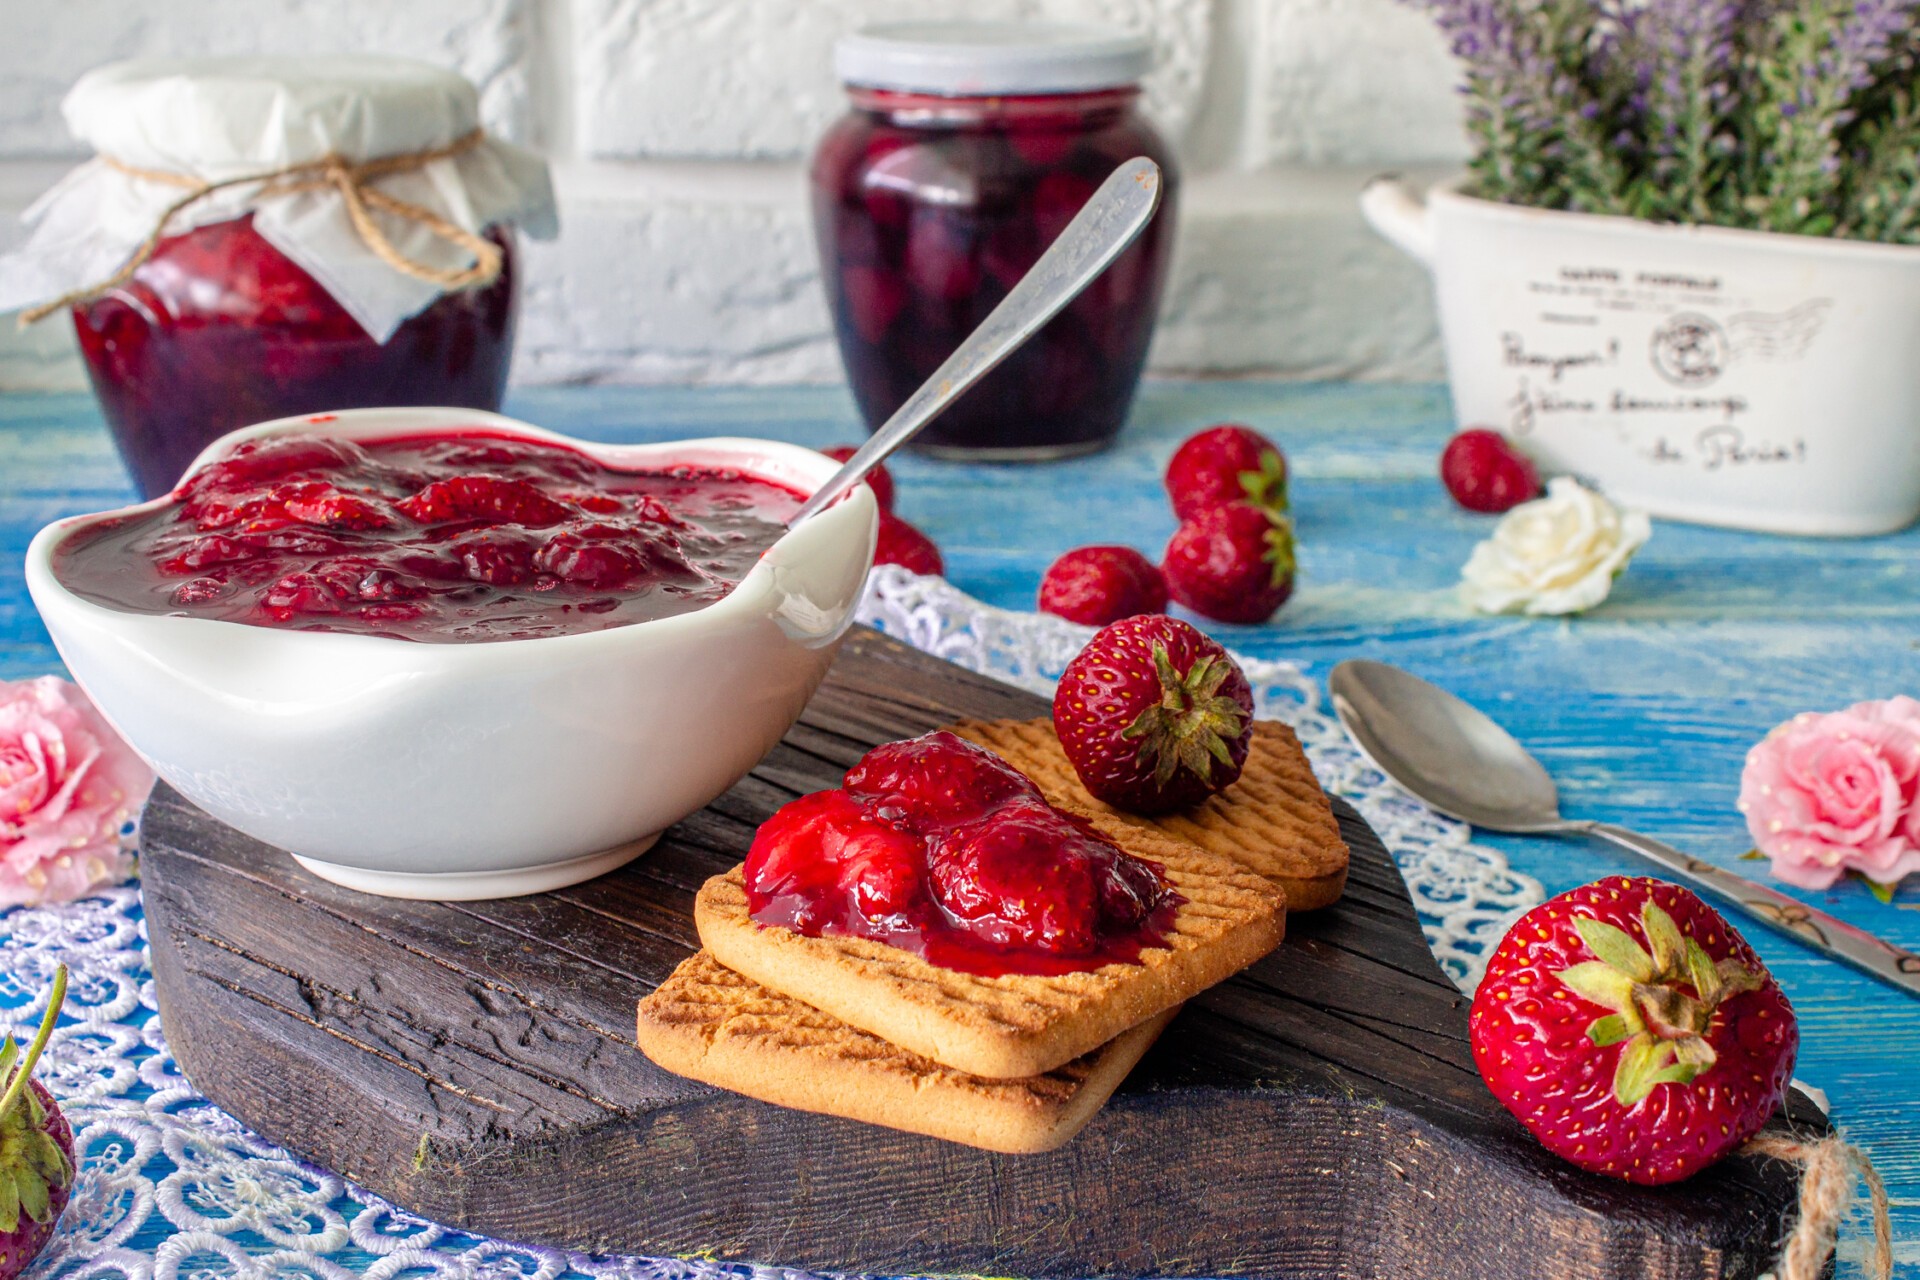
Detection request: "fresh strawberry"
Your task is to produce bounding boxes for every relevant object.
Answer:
[1165,424,1289,521]
[1163,503,1296,625]
[874,512,943,575]
[1037,546,1168,627]
[1469,877,1797,1186]
[1052,615,1254,814]
[844,729,1041,826]
[0,966,74,1280]
[822,445,895,512]
[1441,428,1543,513]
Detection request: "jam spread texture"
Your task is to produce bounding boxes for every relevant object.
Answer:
[744,731,1183,976]
[53,431,805,642]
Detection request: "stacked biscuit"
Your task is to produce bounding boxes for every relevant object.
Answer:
[634,717,1350,1153]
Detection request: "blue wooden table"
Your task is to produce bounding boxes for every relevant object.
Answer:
[3,381,1916,1276]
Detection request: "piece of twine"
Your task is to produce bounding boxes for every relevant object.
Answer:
[19,127,500,327]
[1743,1130,1892,1280]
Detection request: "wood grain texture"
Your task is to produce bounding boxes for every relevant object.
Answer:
[140,626,1820,1280]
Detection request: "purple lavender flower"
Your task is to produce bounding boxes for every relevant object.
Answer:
[1823,0,1920,95]
[1404,0,1920,240]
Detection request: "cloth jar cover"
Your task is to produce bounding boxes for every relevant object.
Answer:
[0,56,558,342]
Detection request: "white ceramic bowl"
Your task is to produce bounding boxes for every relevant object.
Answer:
[1362,177,1920,536]
[25,407,878,900]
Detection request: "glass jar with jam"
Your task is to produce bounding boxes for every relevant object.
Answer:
[0,57,557,498]
[812,23,1178,459]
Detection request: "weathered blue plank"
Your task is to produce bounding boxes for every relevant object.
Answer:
[3,382,1915,1273]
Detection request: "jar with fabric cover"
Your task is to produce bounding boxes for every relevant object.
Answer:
[0,57,558,497]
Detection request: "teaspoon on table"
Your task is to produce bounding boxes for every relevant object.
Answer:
[1328,658,1920,998]
[789,156,1164,527]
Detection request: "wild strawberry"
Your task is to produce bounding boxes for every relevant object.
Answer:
[397,475,571,527]
[822,445,894,512]
[1052,615,1254,814]
[750,732,1180,966]
[181,435,367,501]
[1037,546,1168,627]
[452,531,539,586]
[278,482,393,530]
[1163,503,1296,625]
[929,800,1167,954]
[1441,428,1543,513]
[844,730,1041,826]
[745,789,924,929]
[874,512,943,576]
[0,966,75,1280]
[1469,877,1797,1186]
[533,523,694,589]
[262,559,425,620]
[1165,424,1289,521]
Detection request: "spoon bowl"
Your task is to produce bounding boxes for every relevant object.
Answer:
[1328,659,1566,832]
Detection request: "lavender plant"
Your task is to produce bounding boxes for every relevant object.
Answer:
[1411,0,1920,241]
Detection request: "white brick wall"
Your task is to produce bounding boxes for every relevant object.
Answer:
[0,0,1467,390]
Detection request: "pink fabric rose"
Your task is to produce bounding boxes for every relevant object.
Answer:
[1739,697,1920,890]
[0,676,153,908]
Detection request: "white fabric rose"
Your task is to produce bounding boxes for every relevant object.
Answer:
[1460,477,1651,615]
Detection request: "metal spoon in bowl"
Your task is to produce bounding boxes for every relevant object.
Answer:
[789,156,1164,526]
[1328,658,1920,998]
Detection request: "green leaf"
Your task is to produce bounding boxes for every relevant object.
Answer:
[1586,1014,1634,1047]
[27,1131,70,1187]
[0,1171,17,1235]
[1574,917,1656,982]
[1684,938,1723,1001]
[1641,902,1687,975]
[14,1165,47,1223]
[1738,848,1767,861]
[1672,1034,1718,1072]
[1611,1033,1674,1106]
[1555,961,1637,1012]
[1858,874,1897,905]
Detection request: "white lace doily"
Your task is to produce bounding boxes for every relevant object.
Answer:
[5,567,1543,1280]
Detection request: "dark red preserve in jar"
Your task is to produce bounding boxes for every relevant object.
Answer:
[74,217,518,500]
[2,56,556,499]
[812,23,1177,459]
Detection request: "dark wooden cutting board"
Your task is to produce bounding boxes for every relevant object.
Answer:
[140,625,1818,1280]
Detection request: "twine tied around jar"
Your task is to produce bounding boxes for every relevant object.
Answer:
[1743,1129,1892,1280]
[18,127,500,327]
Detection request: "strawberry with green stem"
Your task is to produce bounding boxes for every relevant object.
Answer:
[1470,879,1796,1186]
[0,964,73,1278]
[1052,615,1254,814]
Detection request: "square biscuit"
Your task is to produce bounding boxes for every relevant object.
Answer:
[950,717,1351,911]
[635,950,1177,1154]
[694,807,1284,1080]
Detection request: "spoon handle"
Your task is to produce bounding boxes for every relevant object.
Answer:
[1585,821,1920,997]
[789,156,1165,526]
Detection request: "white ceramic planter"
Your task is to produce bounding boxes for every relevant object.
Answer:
[26,408,878,900]
[1362,178,1920,535]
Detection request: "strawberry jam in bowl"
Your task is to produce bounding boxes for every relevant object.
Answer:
[26,408,879,900]
[746,731,1182,975]
[54,429,804,641]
